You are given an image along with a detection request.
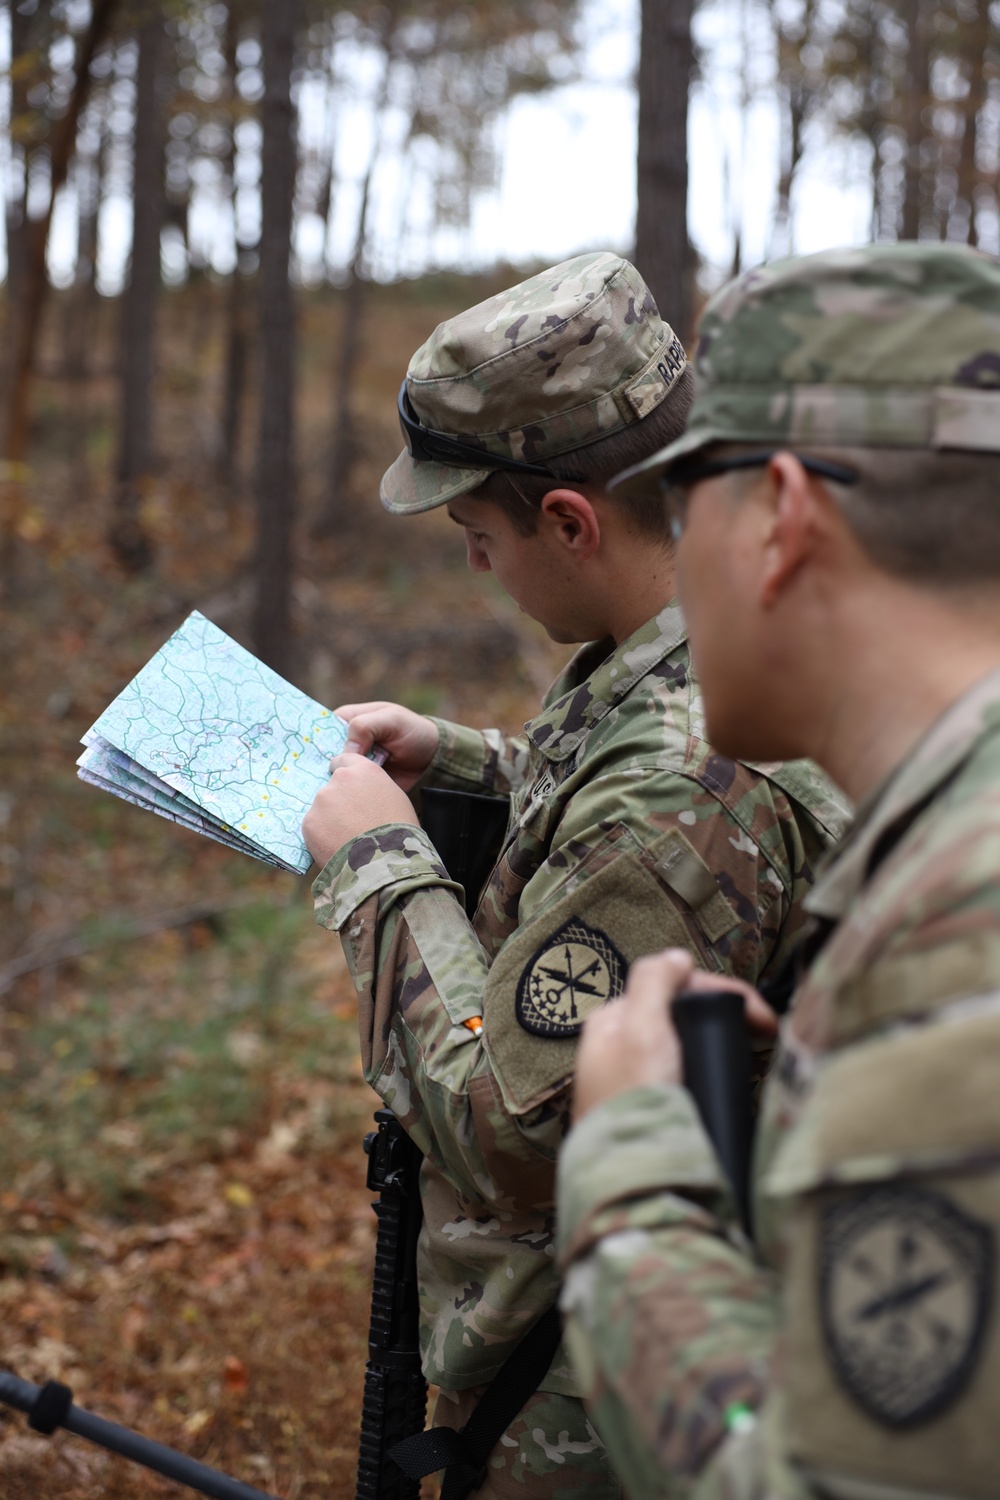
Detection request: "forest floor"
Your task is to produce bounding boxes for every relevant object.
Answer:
[0,267,569,1498]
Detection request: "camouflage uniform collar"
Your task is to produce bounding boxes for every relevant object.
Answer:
[527,601,687,761]
[805,664,1000,923]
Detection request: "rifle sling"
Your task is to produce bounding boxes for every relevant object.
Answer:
[388,1304,563,1500]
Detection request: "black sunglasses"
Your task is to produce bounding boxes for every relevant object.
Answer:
[663,450,860,535]
[397,381,586,484]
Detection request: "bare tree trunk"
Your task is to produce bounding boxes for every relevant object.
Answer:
[314,147,378,537]
[220,268,250,486]
[218,5,249,488]
[109,5,166,572]
[3,0,117,469]
[900,0,930,240]
[63,117,107,495]
[855,16,881,241]
[4,1,36,335]
[314,251,365,540]
[769,0,814,259]
[954,0,989,245]
[65,100,107,382]
[634,0,695,342]
[252,0,299,677]
[313,13,398,539]
[771,88,804,258]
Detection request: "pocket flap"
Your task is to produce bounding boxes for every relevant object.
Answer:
[766,1003,1000,1198]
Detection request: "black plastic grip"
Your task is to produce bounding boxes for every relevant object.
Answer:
[673,989,754,1235]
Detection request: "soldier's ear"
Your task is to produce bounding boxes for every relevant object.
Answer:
[758,453,819,608]
[538,489,601,560]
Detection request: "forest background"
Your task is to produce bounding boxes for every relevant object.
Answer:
[0,0,997,1496]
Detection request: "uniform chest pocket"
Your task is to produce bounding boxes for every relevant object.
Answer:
[765,1010,1000,1500]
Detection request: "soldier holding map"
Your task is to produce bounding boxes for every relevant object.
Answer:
[556,242,1000,1499]
[301,253,848,1497]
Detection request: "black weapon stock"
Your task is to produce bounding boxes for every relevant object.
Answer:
[356,1108,427,1500]
[0,1369,277,1499]
[673,989,755,1235]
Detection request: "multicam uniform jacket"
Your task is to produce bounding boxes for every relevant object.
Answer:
[557,666,1000,1500]
[313,602,848,1398]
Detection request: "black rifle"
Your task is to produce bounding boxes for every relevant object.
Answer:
[673,989,755,1235]
[0,1369,278,1499]
[419,788,510,919]
[356,1108,427,1500]
[353,790,507,1497]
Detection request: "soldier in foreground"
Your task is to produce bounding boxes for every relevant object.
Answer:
[557,242,1000,1499]
[302,253,847,1496]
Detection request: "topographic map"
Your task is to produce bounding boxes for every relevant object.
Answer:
[77,611,349,873]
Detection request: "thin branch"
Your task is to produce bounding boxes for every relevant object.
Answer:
[0,896,267,996]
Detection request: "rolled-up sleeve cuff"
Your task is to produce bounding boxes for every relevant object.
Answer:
[311,823,461,931]
[557,1085,728,1268]
[425,718,493,790]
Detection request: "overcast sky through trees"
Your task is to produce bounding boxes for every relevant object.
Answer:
[4,0,922,300]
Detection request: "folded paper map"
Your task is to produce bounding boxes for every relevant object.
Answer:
[77,611,348,874]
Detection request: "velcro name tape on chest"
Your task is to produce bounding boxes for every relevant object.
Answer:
[516,769,559,833]
[482,853,691,1117]
[649,828,740,943]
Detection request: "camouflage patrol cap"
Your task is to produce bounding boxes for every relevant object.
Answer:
[613,242,1000,497]
[380,251,687,514]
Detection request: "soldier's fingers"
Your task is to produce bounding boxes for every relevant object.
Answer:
[328,752,379,775]
[343,710,405,756]
[743,989,779,1034]
[680,967,779,1035]
[622,949,696,1027]
[334,701,396,721]
[343,720,376,755]
[577,991,627,1047]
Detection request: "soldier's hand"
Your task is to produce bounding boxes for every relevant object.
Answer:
[572,949,778,1122]
[335,701,440,790]
[303,754,419,868]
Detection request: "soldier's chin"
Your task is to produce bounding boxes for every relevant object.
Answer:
[541,621,588,645]
[705,704,802,766]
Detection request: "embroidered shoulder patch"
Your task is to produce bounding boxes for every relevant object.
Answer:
[515,917,626,1037]
[820,1185,993,1428]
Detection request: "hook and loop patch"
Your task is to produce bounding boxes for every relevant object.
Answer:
[820,1185,993,1428]
[515,917,626,1037]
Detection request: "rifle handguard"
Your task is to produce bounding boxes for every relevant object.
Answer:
[356,1110,427,1500]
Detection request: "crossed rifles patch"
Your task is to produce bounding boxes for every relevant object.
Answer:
[515,917,626,1037]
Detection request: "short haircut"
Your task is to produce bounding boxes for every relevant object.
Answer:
[794,445,1000,585]
[472,364,695,539]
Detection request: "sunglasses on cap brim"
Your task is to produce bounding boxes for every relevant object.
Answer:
[664,450,861,492]
[396,381,586,483]
[660,450,860,539]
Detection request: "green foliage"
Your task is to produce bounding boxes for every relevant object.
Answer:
[0,902,352,1221]
[399,683,442,715]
